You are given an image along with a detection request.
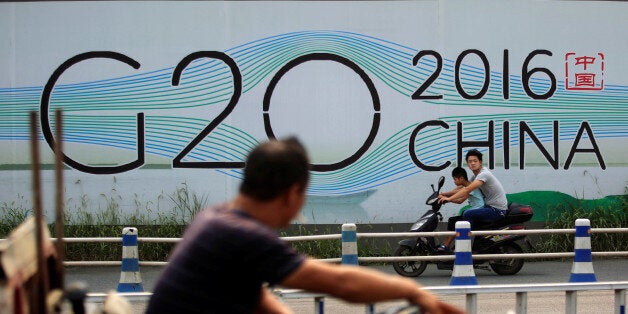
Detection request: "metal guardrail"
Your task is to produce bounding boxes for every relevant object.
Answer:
[15,227,624,266]
[275,281,628,314]
[4,225,626,313]
[33,226,628,243]
[429,281,628,314]
[82,282,628,314]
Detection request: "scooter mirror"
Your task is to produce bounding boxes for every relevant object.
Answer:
[437,176,445,190]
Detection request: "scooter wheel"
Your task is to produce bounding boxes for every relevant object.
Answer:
[489,242,524,275]
[392,246,427,277]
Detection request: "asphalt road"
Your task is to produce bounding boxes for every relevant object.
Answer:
[66,259,628,293]
[66,259,628,313]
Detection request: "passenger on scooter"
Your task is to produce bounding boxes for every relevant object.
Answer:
[441,166,485,209]
[437,149,508,251]
[436,166,485,250]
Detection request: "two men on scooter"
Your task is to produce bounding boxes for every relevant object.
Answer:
[437,149,508,251]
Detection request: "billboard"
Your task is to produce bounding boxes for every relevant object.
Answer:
[1,1,626,223]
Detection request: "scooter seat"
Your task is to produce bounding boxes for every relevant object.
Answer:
[473,203,533,230]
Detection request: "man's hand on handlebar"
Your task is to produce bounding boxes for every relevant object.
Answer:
[437,194,449,204]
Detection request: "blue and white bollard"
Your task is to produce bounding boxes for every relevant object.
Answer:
[450,221,478,285]
[117,227,144,292]
[341,223,358,265]
[569,218,596,282]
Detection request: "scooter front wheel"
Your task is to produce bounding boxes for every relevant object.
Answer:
[392,245,428,277]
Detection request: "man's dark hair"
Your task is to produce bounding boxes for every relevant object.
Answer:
[451,166,468,181]
[240,137,310,201]
[465,149,483,162]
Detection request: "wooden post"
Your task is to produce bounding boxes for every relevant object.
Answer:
[30,111,48,314]
[54,109,65,288]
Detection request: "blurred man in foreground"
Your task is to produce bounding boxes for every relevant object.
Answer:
[147,137,464,314]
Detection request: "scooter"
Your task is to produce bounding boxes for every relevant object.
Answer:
[392,176,533,277]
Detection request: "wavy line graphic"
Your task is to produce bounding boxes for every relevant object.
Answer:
[1,30,626,195]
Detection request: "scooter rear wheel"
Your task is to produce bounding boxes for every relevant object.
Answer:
[489,242,524,275]
[392,245,428,277]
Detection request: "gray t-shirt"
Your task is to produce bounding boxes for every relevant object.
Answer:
[471,167,508,211]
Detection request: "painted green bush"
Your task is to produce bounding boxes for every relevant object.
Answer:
[534,194,628,254]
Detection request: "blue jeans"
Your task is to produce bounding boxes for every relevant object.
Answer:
[461,206,506,229]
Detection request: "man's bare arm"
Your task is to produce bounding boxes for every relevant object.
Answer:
[281,259,464,314]
[439,186,462,197]
[255,287,293,314]
[439,180,483,204]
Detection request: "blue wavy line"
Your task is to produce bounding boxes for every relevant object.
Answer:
[0,30,626,195]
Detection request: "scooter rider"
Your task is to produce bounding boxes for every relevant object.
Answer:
[437,149,508,250]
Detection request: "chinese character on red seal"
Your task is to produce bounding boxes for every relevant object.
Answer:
[565,52,604,91]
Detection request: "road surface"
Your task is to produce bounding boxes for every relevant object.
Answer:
[67,259,628,313]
